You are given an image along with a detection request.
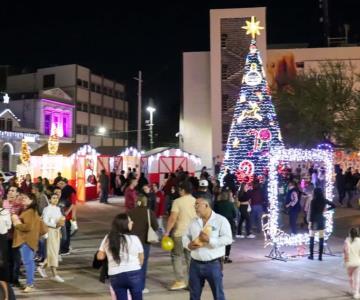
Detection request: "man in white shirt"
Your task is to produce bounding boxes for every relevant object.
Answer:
[183,192,232,300]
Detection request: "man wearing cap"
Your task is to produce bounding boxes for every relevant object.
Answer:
[183,193,232,300]
[194,179,213,207]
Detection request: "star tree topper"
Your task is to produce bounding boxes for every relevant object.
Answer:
[242,16,264,39]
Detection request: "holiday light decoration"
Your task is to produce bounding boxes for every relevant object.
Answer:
[48,123,60,155]
[120,147,141,157]
[265,147,334,246]
[20,139,31,164]
[219,17,283,183]
[0,131,39,140]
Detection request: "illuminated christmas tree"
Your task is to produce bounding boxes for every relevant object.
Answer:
[20,139,31,164]
[220,17,283,183]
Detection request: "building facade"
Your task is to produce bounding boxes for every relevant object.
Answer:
[7,64,128,147]
[181,7,360,172]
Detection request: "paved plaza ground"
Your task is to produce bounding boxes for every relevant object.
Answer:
[14,197,360,300]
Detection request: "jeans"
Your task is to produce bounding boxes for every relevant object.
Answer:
[289,209,299,234]
[8,240,21,284]
[110,269,143,300]
[20,243,35,286]
[238,205,251,236]
[100,187,108,203]
[61,220,71,253]
[171,236,191,282]
[251,205,263,233]
[141,244,150,290]
[189,259,226,300]
[37,238,47,260]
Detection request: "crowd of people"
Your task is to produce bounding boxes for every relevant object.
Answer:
[2,162,360,299]
[0,172,77,296]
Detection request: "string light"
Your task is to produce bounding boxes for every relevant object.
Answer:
[0,131,39,140]
[266,147,334,246]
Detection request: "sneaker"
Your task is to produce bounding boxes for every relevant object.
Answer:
[60,251,71,256]
[224,257,233,264]
[142,288,150,294]
[52,275,65,283]
[12,281,24,289]
[246,234,256,239]
[37,266,48,278]
[169,280,187,290]
[236,235,245,239]
[23,285,34,293]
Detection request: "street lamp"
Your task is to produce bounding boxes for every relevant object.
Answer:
[146,106,156,149]
[98,126,107,135]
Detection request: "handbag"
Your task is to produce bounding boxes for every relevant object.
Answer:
[147,209,159,243]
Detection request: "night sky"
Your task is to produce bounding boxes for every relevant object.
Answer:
[1,1,359,147]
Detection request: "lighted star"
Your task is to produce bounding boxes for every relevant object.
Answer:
[242,16,264,39]
[232,137,240,148]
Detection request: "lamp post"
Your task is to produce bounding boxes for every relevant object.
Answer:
[146,106,156,149]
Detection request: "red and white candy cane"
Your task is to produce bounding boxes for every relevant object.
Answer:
[239,160,255,176]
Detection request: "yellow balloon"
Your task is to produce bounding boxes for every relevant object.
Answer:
[161,236,174,251]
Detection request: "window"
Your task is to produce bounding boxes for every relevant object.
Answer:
[6,119,12,131]
[96,106,101,115]
[63,117,68,137]
[108,109,113,117]
[96,85,101,93]
[82,125,88,135]
[102,86,108,95]
[0,118,5,130]
[90,83,95,92]
[76,103,82,111]
[221,64,228,80]
[89,126,95,135]
[82,80,89,88]
[221,34,228,48]
[108,88,113,96]
[44,114,51,135]
[76,78,82,86]
[115,90,119,98]
[83,103,88,112]
[43,74,55,89]
[76,124,82,135]
[90,105,95,114]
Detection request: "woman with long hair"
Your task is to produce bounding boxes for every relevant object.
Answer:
[307,187,336,261]
[344,228,360,299]
[97,213,144,300]
[11,193,48,293]
[129,195,158,294]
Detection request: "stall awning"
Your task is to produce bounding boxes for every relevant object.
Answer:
[96,146,127,156]
[31,143,87,156]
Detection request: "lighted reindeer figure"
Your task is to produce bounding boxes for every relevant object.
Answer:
[237,101,263,123]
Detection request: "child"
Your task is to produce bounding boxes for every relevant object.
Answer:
[38,194,65,282]
[152,183,165,233]
[344,228,360,299]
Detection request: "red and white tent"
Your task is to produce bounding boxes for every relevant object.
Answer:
[96,146,142,175]
[141,147,201,184]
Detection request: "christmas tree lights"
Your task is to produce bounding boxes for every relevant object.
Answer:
[220,17,283,183]
[266,147,334,246]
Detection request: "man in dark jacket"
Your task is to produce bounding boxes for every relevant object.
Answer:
[99,170,109,204]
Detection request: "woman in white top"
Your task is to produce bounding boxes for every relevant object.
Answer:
[344,228,360,299]
[38,194,65,283]
[0,199,11,281]
[97,213,144,300]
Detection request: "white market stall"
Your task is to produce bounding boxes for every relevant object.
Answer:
[141,147,201,184]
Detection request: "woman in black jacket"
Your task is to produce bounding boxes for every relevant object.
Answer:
[308,187,336,261]
[214,189,237,263]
